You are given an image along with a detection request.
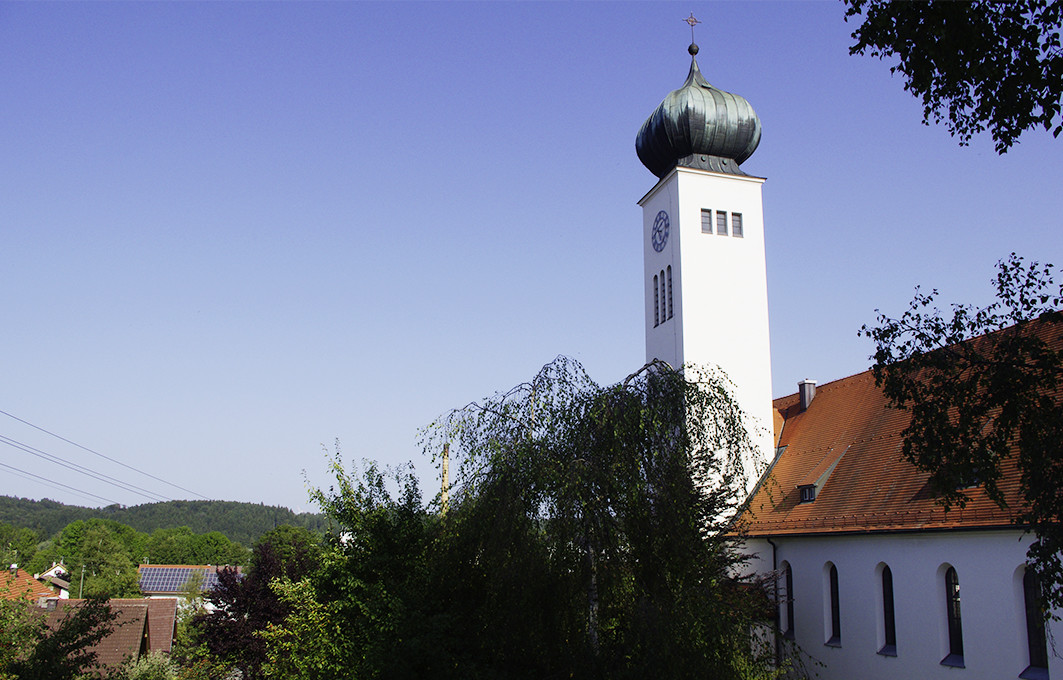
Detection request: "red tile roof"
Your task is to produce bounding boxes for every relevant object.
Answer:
[740,318,1063,537]
[0,568,60,602]
[48,600,149,672]
[113,597,178,654]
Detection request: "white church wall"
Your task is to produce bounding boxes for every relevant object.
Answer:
[743,531,1062,680]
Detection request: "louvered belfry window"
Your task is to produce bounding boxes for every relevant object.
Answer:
[701,208,713,234]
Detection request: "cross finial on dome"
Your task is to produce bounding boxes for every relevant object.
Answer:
[684,12,701,55]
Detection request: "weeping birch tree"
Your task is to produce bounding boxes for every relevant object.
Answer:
[423,356,775,679]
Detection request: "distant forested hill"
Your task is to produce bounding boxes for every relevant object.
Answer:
[0,496,327,545]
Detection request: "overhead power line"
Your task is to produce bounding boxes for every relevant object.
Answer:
[0,434,171,503]
[0,409,209,500]
[0,459,122,506]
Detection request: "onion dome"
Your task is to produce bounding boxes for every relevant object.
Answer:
[636,46,762,178]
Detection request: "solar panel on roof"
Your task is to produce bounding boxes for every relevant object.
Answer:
[138,566,230,593]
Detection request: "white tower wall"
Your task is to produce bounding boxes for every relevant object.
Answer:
[639,165,774,469]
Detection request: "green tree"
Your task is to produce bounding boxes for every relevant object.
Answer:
[76,524,142,598]
[250,526,320,574]
[861,253,1063,609]
[266,459,430,680]
[146,527,249,567]
[7,596,119,680]
[259,577,349,680]
[0,523,39,571]
[145,527,198,565]
[419,357,769,678]
[0,599,44,680]
[265,359,775,679]
[45,520,142,598]
[844,0,1062,152]
[117,651,179,680]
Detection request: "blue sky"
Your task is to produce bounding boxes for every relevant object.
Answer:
[2,1,1060,513]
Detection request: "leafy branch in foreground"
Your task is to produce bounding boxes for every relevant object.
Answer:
[8,596,119,680]
[861,253,1063,610]
[844,0,1062,153]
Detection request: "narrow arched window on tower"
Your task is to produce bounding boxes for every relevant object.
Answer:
[942,567,964,667]
[880,565,896,656]
[666,265,673,320]
[659,270,666,324]
[1022,569,1048,678]
[653,274,659,327]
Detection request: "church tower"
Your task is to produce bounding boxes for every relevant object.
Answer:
[635,39,775,468]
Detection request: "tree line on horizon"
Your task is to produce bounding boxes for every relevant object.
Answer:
[0,496,326,548]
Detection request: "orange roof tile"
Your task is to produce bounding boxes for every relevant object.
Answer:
[740,317,1063,537]
[49,600,149,672]
[113,598,178,654]
[0,568,59,602]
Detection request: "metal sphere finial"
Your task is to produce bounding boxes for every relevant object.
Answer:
[688,43,699,56]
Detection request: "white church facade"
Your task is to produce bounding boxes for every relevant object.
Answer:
[634,40,1062,680]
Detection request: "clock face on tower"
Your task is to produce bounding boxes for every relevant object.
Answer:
[651,210,670,252]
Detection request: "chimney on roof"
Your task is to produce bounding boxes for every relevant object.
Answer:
[9,564,17,575]
[798,379,817,412]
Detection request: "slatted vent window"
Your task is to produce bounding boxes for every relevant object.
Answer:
[732,212,743,237]
[701,209,713,234]
[716,211,728,236]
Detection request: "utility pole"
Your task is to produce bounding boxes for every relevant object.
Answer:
[79,565,85,599]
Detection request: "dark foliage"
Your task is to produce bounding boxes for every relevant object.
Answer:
[862,254,1063,610]
[195,525,320,680]
[417,358,768,679]
[9,596,119,680]
[259,360,777,678]
[844,0,1062,152]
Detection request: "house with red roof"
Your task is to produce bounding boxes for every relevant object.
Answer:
[0,565,62,604]
[40,598,177,675]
